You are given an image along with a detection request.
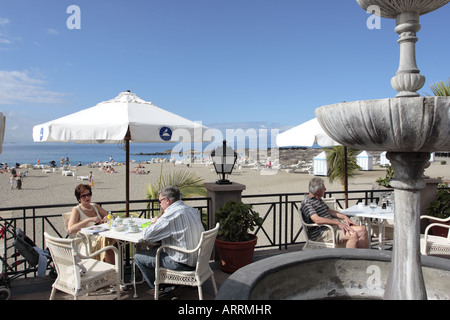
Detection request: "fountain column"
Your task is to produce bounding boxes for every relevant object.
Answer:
[384,152,429,299]
[316,0,450,300]
[391,12,425,97]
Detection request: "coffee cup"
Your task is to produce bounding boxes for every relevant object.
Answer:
[115,217,123,226]
[128,225,139,232]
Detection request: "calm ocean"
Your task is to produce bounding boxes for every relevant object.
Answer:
[1,137,277,166]
[0,142,178,166]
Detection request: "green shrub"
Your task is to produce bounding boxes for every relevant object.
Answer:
[216,200,263,242]
[426,189,450,219]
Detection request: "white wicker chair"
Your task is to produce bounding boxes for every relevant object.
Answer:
[44,232,121,300]
[62,211,76,237]
[299,211,338,250]
[154,223,219,300]
[420,215,450,256]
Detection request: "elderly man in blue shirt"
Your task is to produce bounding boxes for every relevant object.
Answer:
[134,186,205,293]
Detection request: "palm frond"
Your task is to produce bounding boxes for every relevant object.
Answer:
[146,166,206,204]
[326,146,360,189]
[160,170,206,197]
[424,79,450,97]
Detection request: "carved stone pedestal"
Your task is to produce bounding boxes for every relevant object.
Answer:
[384,152,430,300]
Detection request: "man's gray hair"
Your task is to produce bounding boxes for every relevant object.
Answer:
[159,186,181,201]
[308,177,325,194]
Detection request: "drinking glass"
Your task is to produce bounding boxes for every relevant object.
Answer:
[369,202,377,214]
[390,194,395,210]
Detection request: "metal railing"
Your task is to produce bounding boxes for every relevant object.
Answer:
[1,198,210,242]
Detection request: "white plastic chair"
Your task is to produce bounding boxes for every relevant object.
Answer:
[299,212,338,250]
[323,197,342,212]
[420,215,450,256]
[44,232,121,300]
[154,223,219,300]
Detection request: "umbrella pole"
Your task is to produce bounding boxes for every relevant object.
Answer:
[125,130,130,218]
[125,131,131,266]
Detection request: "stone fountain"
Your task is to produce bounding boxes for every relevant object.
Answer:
[215,1,450,301]
[316,0,450,299]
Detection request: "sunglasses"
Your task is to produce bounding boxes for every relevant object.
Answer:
[80,193,92,199]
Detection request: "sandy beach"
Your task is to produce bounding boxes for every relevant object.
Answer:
[0,151,448,212]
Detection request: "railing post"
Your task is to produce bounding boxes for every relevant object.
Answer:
[203,182,246,231]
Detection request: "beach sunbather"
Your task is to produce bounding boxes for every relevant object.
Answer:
[131,168,149,174]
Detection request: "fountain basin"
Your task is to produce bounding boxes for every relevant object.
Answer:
[216,249,450,300]
[315,97,450,152]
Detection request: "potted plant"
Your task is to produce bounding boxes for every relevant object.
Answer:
[425,188,450,237]
[215,200,263,273]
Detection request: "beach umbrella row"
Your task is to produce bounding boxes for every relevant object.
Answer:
[33,91,207,216]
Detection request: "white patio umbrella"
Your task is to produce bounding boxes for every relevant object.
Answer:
[276,118,340,148]
[276,118,349,207]
[0,112,5,154]
[33,91,206,215]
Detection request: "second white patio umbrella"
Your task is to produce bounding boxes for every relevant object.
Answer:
[276,118,340,148]
[276,118,349,207]
[33,91,206,215]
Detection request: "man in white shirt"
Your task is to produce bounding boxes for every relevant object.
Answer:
[134,186,205,291]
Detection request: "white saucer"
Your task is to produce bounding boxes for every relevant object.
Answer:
[126,229,141,233]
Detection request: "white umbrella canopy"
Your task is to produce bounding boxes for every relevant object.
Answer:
[33,91,205,144]
[33,91,207,215]
[276,118,340,148]
[276,118,349,207]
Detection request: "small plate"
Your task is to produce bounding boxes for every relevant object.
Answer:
[126,228,141,233]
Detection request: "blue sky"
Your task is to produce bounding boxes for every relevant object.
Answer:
[0,0,449,143]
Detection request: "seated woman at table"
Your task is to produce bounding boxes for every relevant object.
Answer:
[67,184,115,264]
[300,177,369,249]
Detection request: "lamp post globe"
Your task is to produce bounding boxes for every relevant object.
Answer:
[211,140,237,185]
